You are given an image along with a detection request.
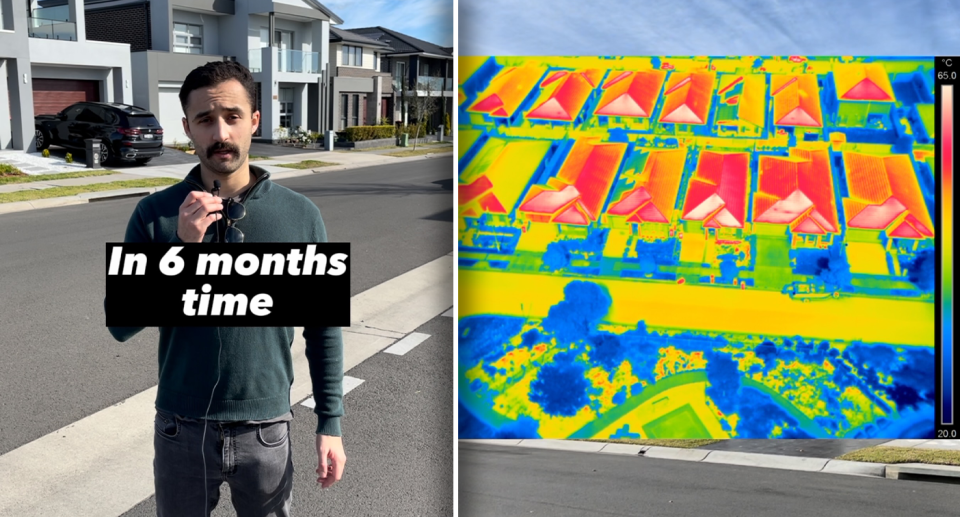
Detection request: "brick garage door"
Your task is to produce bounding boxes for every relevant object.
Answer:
[33,79,100,116]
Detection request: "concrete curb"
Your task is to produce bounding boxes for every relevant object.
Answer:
[0,152,452,216]
[267,151,452,181]
[458,439,960,482]
[885,463,960,480]
[0,186,170,215]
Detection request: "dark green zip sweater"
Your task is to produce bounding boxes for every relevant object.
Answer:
[106,164,343,436]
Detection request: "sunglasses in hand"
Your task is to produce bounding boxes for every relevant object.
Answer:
[211,187,246,243]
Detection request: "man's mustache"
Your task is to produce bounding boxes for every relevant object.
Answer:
[208,143,240,158]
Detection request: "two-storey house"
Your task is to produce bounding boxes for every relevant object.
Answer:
[1,0,133,151]
[328,26,392,129]
[40,0,341,145]
[345,26,452,130]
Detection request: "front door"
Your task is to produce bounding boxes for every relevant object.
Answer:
[279,87,294,132]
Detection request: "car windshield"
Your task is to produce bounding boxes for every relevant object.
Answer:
[123,115,161,128]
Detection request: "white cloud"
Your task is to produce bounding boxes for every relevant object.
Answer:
[459,0,958,56]
[324,0,453,46]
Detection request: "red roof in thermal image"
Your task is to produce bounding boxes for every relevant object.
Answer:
[843,152,934,238]
[658,72,715,125]
[754,149,840,235]
[771,75,823,127]
[468,65,545,118]
[458,139,553,217]
[681,151,750,229]
[527,69,604,121]
[518,139,626,225]
[594,70,666,118]
[834,63,896,102]
[607,149,686,223]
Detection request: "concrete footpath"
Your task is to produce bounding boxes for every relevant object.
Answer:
[460,438,960,483]
[0,147,452,216]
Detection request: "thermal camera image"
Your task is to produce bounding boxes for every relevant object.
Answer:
[457,56,937,440]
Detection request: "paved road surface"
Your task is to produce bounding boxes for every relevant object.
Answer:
[0,156,452,457]
[460,443,958,517]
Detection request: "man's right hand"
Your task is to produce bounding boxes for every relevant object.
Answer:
[177,191,223,243]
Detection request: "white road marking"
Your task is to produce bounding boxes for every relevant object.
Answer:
[441,307,453,317]
[0,255,452,517]
[300,376,365,409]
[383,332,431,356]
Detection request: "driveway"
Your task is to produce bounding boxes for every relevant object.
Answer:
[43,141,318,170]
[43,144,198,169]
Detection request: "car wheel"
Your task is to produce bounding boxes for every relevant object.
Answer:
[99,142,112,166]
[135,157,152,165]
[35,130,50,151]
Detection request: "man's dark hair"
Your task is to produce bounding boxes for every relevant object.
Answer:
[179,61,258,117]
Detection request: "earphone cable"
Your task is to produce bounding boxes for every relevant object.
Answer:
[200,326,224,516]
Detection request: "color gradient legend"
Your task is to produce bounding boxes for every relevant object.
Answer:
[943,83,954,426]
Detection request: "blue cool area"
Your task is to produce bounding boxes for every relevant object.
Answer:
[459,280,936,439]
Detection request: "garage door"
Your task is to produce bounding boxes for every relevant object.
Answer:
[33,79,100,116]
[158,86,190,146]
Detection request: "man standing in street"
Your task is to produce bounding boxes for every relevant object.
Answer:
[105,61,346,516]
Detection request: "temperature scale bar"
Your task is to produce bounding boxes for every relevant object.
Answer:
[944,83,954,426]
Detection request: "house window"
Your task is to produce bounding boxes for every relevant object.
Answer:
[341,94,347,130]
[279,87,293,130]
[342,45,362,66]
[173,23,202,54]
[352,95,359,126]
[394,61,406,90]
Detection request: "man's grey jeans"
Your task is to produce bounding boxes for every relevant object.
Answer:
[154,410,294,517]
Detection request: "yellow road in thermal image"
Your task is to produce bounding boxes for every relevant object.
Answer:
[458,270,933,347]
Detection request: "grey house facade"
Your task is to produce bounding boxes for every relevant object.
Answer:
[1,0,133,151]
[345,26,452,130]
[42,0,342,144]
[328,26,392,129]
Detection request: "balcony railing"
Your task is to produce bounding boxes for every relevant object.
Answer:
[248,48,320,74]
[248,48,263,73]
[392,76,455,93]
[277,49,319,74]
[29,16,76,41]
[416,76,444,92]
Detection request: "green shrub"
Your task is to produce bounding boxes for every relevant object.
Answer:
[65,153,73,164]
[339,125,395,142]
[42,149,51,158]
[444,112,451,131]
[394,121,429,138]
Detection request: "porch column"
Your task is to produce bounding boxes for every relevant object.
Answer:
[67,0,85,42]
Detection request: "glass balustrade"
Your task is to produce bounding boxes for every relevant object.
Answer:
[277,49,320,74]
[248,48,263,73]
[28,16,77,41]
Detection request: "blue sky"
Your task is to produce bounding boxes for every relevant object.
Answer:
[459,0,959,56]
[323,0,453,47]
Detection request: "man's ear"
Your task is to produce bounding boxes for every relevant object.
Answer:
[251,110,261,136]
[181,116,191,141]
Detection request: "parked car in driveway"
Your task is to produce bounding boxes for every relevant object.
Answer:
[35,102,164,165]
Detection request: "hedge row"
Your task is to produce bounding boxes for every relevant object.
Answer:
[339,125,395,142]
[395,122,430,137]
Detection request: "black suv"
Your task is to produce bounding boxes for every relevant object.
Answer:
[35,102,164,165]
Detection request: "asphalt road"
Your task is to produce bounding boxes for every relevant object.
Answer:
[0,155,453,456]
[459,443,957,517]
[122,314,454,517]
